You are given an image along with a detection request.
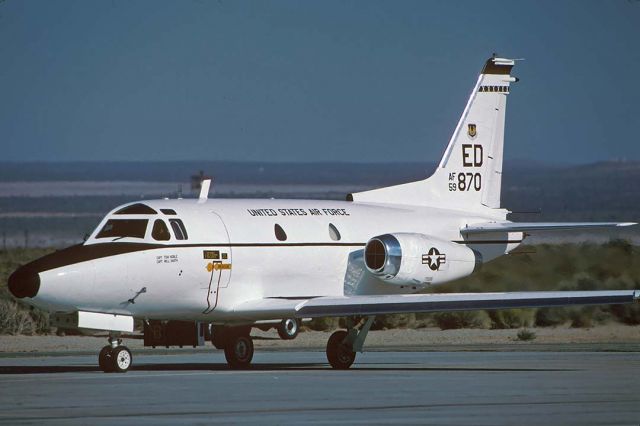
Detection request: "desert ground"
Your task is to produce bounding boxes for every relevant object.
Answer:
[1,324,639,356]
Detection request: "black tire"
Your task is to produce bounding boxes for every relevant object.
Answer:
[98,346,114,373]
[277,318,300,340]
[224,335,254,369]
[326,330,356,369]
[110,346,132,373]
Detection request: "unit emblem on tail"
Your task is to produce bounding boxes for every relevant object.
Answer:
[467,123,477,138]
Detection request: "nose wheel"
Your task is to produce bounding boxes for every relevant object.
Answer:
[98,336,132,373]
[98,345,114,372]
[111,346,133,373]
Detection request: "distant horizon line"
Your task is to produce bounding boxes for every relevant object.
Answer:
[0,158,636,165]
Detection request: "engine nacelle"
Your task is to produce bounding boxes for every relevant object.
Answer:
[364,233,482,286]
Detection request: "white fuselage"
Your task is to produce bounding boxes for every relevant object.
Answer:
[29,198,521,323]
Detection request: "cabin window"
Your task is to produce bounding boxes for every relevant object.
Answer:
[114,203,157,215]
[169,219,188,240]
[152,219,171,241]
[274,224,287,241]
[161,209,177,215]
[328,223,341,241]
[96,219,148,239]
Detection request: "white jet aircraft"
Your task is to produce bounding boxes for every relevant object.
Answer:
[9,56,639,373]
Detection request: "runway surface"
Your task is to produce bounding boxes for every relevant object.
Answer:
[1,350,639,425]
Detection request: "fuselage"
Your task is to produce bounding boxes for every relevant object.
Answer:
[10,198,522,323]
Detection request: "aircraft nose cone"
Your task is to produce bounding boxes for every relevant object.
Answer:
[8,266,40,299]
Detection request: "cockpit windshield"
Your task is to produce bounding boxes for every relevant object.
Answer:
[114,203,157,215]
[96,219,148,239]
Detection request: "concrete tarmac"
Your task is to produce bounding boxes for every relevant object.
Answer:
[0,350,639,425]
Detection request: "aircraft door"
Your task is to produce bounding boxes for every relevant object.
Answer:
[202,212,231,314]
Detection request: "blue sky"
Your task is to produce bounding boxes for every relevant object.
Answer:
[1,0,639,163]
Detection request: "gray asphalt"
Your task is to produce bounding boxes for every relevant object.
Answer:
[0,350,639,425]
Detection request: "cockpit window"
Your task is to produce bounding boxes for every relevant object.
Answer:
[96,219,148,239]
[152,219,171,241]
[114,203,157,215]
[161,209,177,215]
[169,219,188,240]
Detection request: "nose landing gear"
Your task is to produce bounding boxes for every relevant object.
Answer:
[98,345,114,372]
[98,335,132,373]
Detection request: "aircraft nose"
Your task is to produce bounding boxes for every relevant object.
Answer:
[8,265,40,299]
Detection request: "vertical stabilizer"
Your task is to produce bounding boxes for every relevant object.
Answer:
[351,56,517,213]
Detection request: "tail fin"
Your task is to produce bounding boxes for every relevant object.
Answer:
[351,56,517,213]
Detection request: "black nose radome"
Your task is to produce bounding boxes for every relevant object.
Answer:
[8,266,40,299]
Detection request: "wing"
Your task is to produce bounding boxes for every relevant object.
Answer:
[231,290,639,320]
[462,222,636,235]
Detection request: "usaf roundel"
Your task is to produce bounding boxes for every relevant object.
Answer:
[422,247,447,271]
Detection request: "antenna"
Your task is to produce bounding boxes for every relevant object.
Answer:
[198,179,212,203]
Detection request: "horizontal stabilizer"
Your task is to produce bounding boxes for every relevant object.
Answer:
[461,222,637,235]
[231,290,639,320]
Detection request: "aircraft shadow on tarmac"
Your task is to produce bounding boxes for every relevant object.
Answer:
[0,363,575,375]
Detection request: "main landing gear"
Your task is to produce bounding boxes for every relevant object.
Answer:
[224,333,254,369]
[212,316,375,370]
[211,319,300,369]
[98,335,132,373]
[211,326,255,369]
[277,318,300,340]
[325,316,375,369]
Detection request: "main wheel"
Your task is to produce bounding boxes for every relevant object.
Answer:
[98,346,114,373]
[224,335,254,369]
[110,346,132,373]
[326,330,356,369]
[277,318,300,340]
